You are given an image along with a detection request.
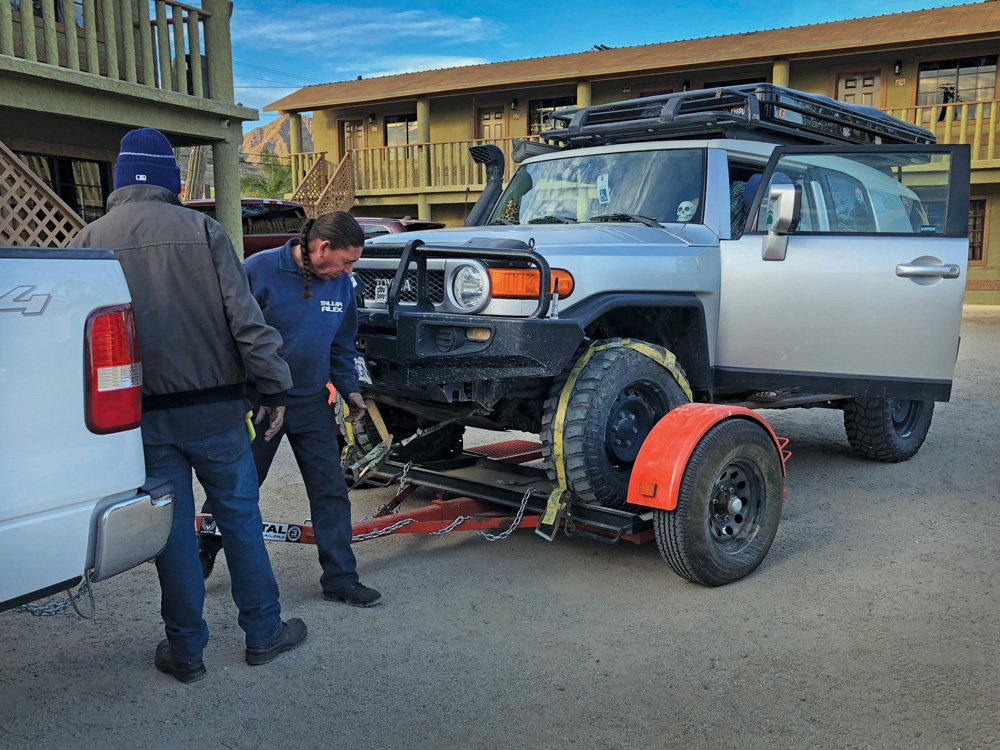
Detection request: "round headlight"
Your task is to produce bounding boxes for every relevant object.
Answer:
[451,264,490,311]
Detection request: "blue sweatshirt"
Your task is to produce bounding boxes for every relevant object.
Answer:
[244,239,361,399]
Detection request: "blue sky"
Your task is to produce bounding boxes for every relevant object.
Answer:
[231,0,975,133]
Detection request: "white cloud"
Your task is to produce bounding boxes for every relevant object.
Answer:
[332,55,489,78]
[231,5,500,51]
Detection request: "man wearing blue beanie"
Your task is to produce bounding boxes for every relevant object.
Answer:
[71,127,307,683]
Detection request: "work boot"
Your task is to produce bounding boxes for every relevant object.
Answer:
[199,534,223,580]
[323,582,382,608]
[245,618,308,666]
[154,639,207,684]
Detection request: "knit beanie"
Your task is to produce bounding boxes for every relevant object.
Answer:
[114,128,181,195]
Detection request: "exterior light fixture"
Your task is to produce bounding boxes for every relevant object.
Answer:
[894,60,903,76]
[368,113,376,124]
[682,80,691,92]
[510,98,518,110]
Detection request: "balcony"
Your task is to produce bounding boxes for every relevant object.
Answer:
[1,0,217,100]
[886,99,1000,167]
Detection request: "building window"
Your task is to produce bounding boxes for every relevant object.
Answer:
[528,96,576,135]
[917,56,997,121]
[384,113,418,147]
[18,152,109,223]
[969,198,988,264]
[10,1,85,28]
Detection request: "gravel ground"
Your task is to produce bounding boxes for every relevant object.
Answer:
[2,308,998,750]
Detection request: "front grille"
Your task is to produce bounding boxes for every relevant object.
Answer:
[355,269,445,305]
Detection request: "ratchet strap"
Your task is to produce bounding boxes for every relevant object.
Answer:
[536,338,692,541]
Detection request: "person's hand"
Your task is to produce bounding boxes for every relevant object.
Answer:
[255,405,286,441]
[345,392,367,423]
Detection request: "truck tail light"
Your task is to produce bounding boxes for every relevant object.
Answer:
[487,268,574,299]
[85,304,142,434]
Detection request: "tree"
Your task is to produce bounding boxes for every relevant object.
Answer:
[240,147,292,198]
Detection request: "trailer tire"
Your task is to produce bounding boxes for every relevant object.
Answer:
[541,340,690,509]
[334,394,465,463]
[654,418,783,587]
[842,397,933,462]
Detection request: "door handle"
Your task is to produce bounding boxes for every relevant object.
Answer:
[896,263,961,279]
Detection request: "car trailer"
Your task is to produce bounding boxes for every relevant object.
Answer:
[198,404,791,587]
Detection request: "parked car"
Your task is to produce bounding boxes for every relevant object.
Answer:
[358,216,445,240]
[183,198,307,257]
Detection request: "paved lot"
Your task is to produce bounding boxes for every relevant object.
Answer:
[2,308,998,750]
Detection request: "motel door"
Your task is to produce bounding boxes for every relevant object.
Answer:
[837,72,881,106]
[477,107,506,141]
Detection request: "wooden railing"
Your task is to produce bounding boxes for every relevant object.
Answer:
[290,151,326,190]
[351,137,535,194]
[1,1,217,99]
[311,153,354,217]
[886,99,1000,164]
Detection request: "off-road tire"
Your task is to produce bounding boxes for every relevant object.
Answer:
[540,339,691,508]
[333,394,464,463]
[654,418,783,587]
[842,397,933,462]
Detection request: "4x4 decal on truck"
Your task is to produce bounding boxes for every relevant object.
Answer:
[0,286,51,316]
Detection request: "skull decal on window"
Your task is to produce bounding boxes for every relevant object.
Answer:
[676,201,696,222]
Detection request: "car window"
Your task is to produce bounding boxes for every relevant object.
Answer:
[362,224,392,238]
[243,205,307,235]
[755,151,953,235]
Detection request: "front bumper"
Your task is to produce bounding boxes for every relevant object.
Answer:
[358,308,584,391]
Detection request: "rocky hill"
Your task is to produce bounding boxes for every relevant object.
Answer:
[242,115,314,159]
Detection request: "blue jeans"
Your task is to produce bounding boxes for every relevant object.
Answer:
[252,391,360,593]
[144,422,283,661]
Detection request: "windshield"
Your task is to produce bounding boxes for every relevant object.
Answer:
[487,148,706,225]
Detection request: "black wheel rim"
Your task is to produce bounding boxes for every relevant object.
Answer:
[708,461,765,554]
[889,399,921,439]
[604,381,668,470]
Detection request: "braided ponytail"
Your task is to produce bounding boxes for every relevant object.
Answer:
[298,218,316,299]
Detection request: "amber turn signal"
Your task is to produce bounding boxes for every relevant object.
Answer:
[487,268,574,299]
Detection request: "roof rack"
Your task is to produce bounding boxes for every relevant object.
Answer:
[542,84,935,148]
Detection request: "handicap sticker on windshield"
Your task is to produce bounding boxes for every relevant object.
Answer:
[597,174,610,205]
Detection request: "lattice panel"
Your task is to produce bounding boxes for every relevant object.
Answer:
[291,157,328,213]
[314,152,355,217]
[0,139,85,247]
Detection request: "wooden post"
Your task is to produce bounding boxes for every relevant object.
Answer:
[417,95,430,200]
[187,9,203,97]
[83,0,98,73]
[100,0,118,79]
[0,0,13,57]
[202,0,235,104]
[171,4,184,92]
[576,80,592,107]
[61,0,79,70]
[154,0,171,90]
[137,0,153,86]
[20,0,37,63]
[40,0,57,65]
[119,0,136,83]
[771,59,790,87]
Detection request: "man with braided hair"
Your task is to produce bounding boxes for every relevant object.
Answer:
[200,212,382,607]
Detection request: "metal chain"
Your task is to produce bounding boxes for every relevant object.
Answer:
[430,488,536,542]
[15,571,95,618]
[396,461,413,489]
[351,517,417,542]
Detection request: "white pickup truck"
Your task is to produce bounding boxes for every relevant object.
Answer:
[1,246,174,612]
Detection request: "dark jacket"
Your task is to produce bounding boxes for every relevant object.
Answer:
[70,185,291,409]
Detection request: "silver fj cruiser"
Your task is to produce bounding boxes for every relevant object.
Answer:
[349,85,970,509]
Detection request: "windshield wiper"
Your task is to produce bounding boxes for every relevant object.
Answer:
[589,213,661,228]
[527,215,577,224]
[488,218,518,225]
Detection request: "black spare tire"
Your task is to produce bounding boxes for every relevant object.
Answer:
[540,339,691,508]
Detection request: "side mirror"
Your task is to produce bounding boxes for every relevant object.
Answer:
[762,182,801,261]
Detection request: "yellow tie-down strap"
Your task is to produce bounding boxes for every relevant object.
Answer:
[536,339,692,541]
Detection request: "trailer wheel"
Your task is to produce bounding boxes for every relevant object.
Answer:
[654,418,783,586]
[333,394,465,463]
[541,340,690,508]
[842,397,933,462]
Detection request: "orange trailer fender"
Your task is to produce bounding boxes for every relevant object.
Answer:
[626,404,790,511]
